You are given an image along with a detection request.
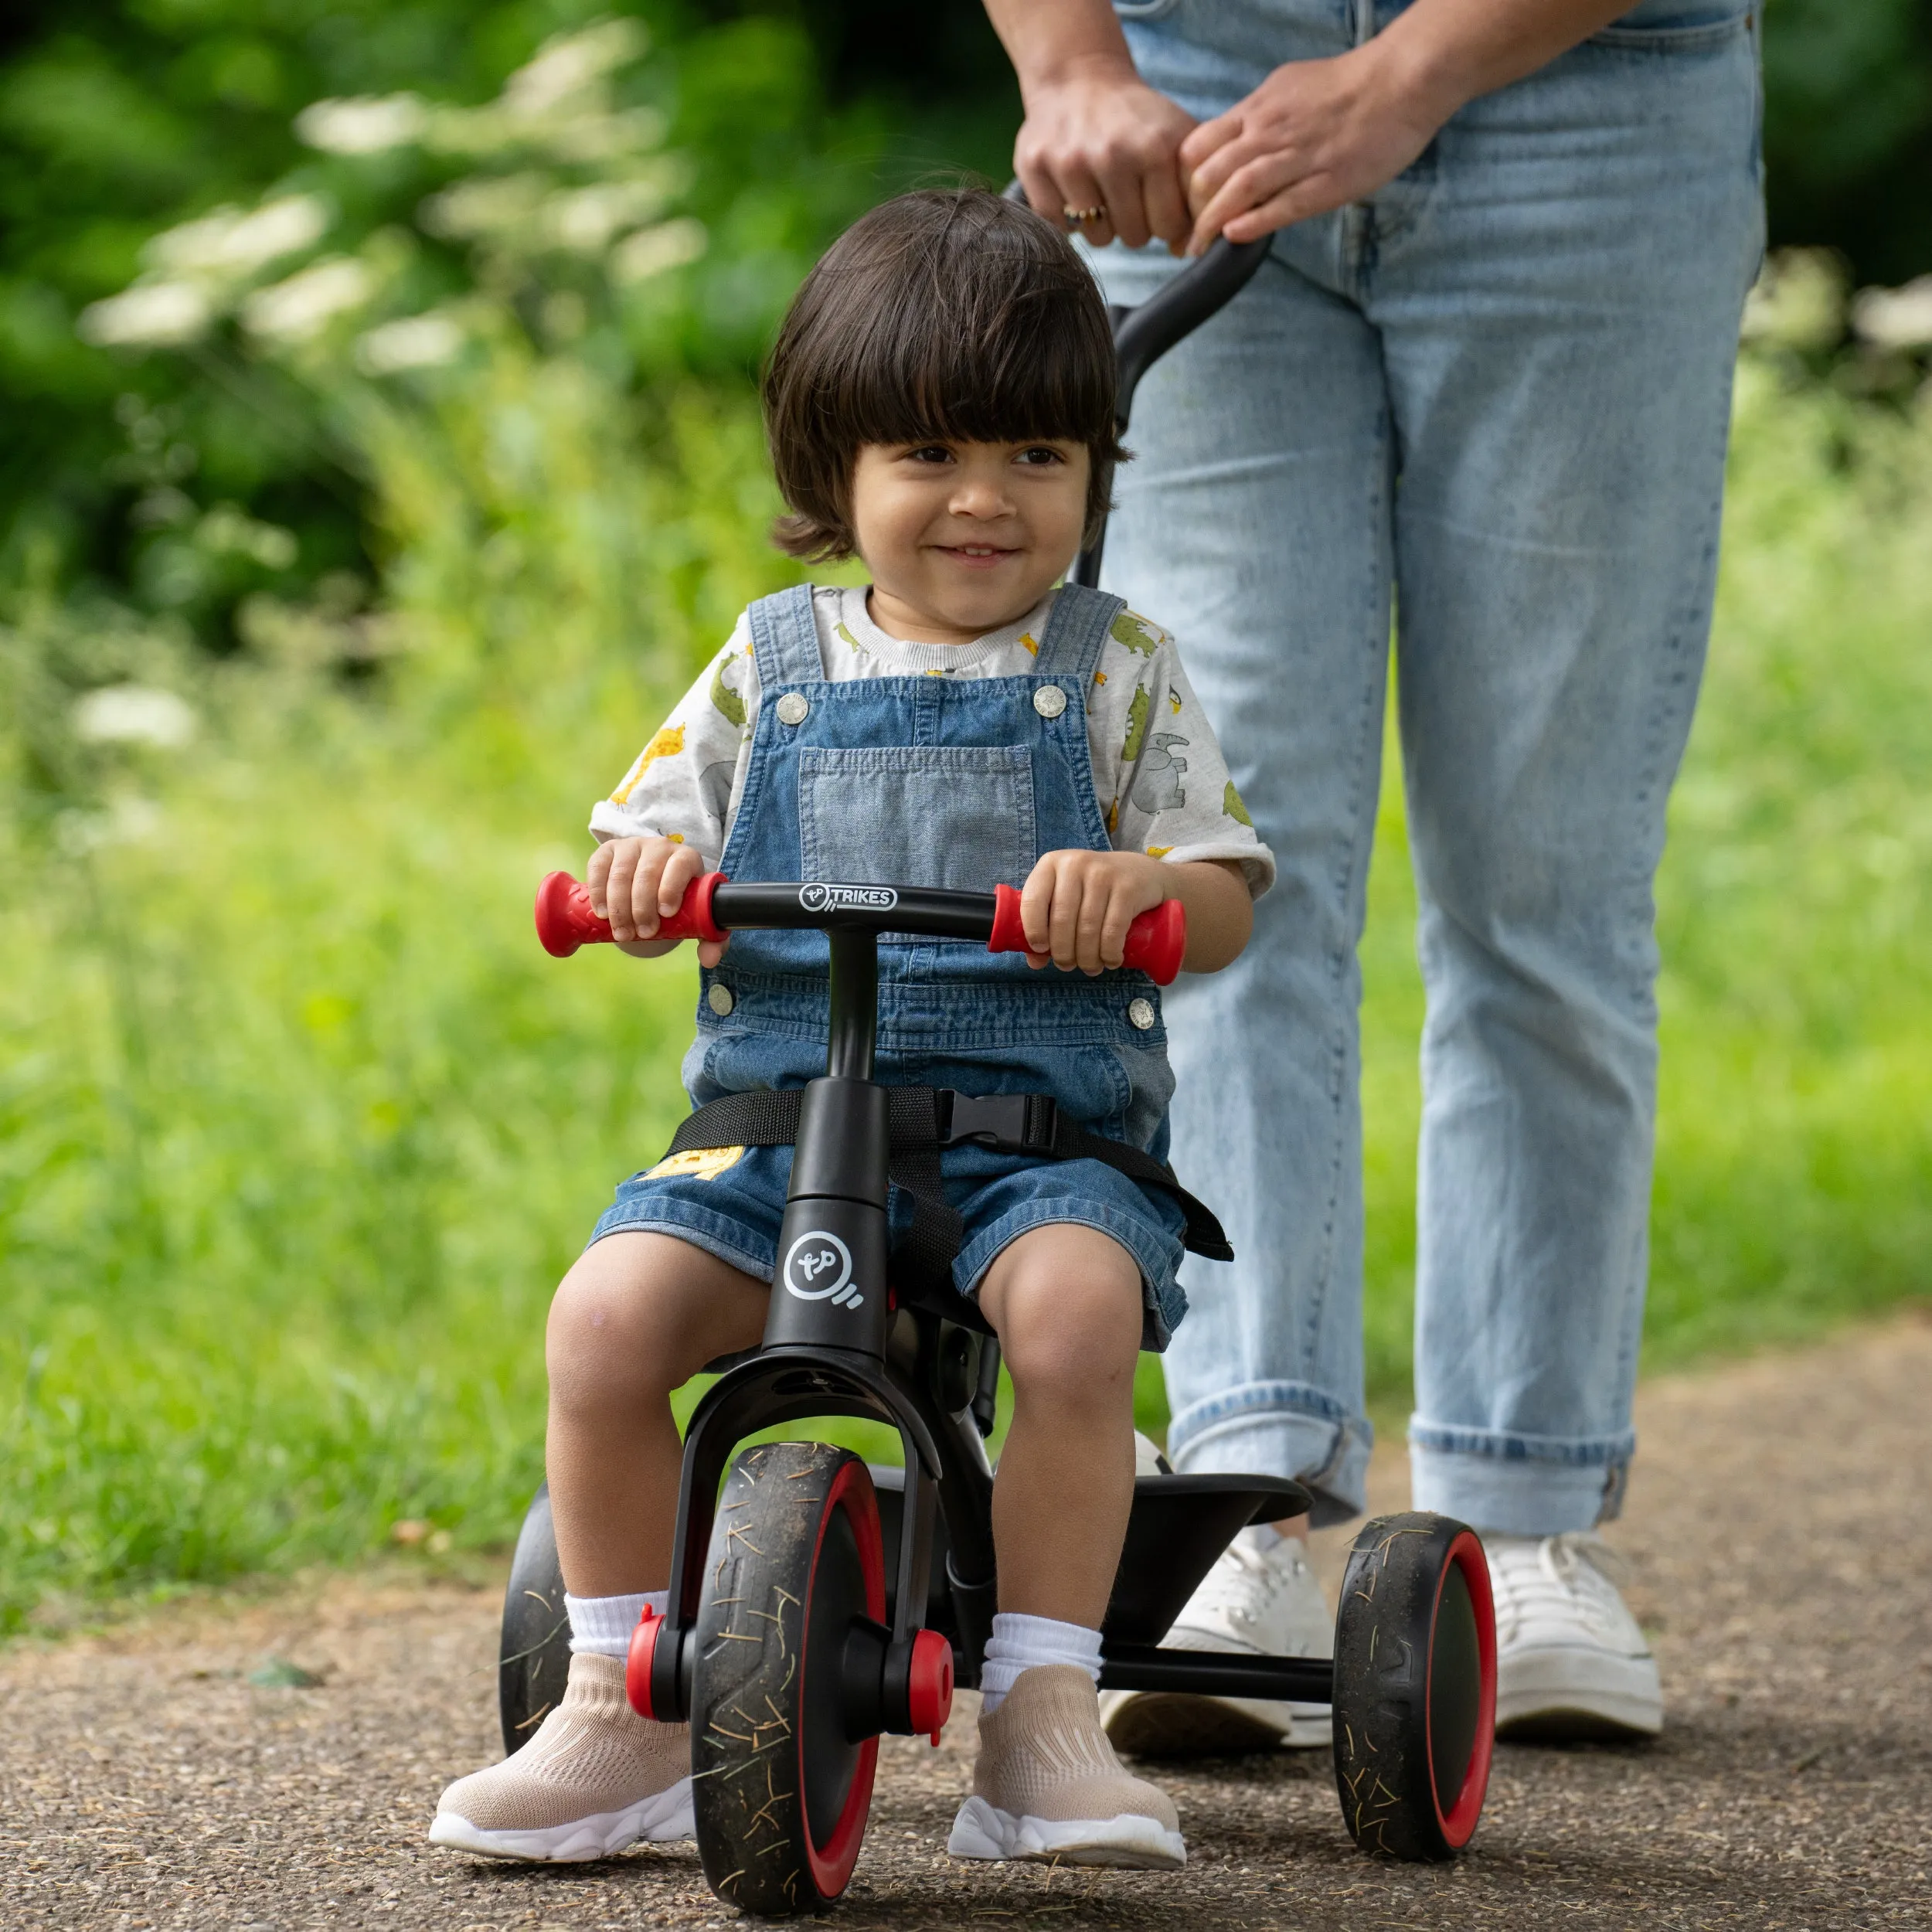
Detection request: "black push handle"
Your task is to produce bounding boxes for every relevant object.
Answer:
[1002,178,1270,430]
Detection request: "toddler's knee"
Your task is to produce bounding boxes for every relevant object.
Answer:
[546,1253,685,1415]
[990,1233,1142,1410]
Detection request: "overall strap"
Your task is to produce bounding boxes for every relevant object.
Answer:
[744,583,824,690]
[1032,582,1126,682]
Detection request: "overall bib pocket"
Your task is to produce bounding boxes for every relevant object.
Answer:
[798,745,1037,902]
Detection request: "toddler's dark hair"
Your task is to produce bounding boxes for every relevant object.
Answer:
[763,188,1128,563]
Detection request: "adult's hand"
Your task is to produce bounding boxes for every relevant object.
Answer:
[1180,46,1445,253]
[985,0,1196,254]
[1179,0,1639,253]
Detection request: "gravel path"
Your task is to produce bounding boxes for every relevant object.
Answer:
[5,1313,1930,1931]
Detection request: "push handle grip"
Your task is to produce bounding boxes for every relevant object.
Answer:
[535,869,726,957]
[988,883,1185,987]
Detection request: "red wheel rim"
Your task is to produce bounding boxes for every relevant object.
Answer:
[798,1459,885,1899]
[1426,1529,1497,1849]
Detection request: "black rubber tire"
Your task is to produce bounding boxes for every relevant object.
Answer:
[498,1483,573,1757]
[1331,1511,1497,1861]
[692,1442,886,1915]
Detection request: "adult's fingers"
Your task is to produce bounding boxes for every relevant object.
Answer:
[1139,160,1192,255]
[1177,106,1244,186]
[1186,151,1304,254]
[1220,175,1339,243]
[1056,159,1119,252]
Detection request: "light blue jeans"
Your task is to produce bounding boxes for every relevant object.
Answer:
[1093,0,1765,1532]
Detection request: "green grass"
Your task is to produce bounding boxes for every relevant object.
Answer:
[3,345,1929,1630]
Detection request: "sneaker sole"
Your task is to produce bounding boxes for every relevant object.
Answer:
[1495,1647,1663,1740]
[1100,1689,1331,1757]
[947,1796,1185,1869]
[428,1777,695,1861]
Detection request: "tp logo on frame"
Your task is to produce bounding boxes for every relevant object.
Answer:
[782,1230,863,1309]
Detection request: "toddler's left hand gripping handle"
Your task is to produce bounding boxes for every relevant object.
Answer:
[987,884,1186,986]
[535,870,726,957]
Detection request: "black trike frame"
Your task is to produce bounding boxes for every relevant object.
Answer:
[638,880,1335,1726]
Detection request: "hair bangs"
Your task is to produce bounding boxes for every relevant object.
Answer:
[764,189,1127,562]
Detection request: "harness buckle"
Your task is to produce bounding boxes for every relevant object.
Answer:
[936,1091,1056,1154]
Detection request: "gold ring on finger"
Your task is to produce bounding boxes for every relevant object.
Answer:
[1062,205,1107,229]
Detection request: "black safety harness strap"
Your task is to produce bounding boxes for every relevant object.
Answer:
[661,1087,1234,1304]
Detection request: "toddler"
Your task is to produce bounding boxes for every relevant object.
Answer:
[430,187,1274,1871]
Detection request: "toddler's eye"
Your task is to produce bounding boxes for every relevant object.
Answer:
[1014,446,1067,468]
[904,444,954,465]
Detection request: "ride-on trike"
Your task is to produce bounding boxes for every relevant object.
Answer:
[497,225,1498,1917]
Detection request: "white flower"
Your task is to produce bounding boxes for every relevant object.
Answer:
[611,218,707,284]
[1850,277,1932,352]
[148,196,330,280]
[77,281,213,349]
[73,685,198,749]
[196,504,298,569]
[295,94,428,155]
[243,257,376,343]
[540,181,669,253]
[356,311,464,374]
[503,20,647,117]
[420,172,548,241]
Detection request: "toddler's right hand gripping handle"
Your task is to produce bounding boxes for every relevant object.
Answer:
[987,883,1185,986]
[534,870,726,957]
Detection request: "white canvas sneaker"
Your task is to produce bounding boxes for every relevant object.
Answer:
[1100,1529,1334,1755]
[1485,1532,1663,1740]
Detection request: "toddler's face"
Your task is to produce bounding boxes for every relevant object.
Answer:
[849,439,1090,645]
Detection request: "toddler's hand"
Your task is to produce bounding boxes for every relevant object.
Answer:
[1018,849,1168,976]
[587,837,727,965]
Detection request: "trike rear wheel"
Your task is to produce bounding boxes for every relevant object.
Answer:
[1331,1512,1496,1859]
[498,1482,572,1757]
[691,1440,886,1914]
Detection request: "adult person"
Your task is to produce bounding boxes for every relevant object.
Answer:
[982,0,1764,1748]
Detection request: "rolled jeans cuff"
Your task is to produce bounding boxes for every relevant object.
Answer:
[1165,1381,1374,1530]
[1407,1420,1635,1536]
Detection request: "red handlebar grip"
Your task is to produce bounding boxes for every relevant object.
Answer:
[534,869,726,957]
[987,883,1185,986]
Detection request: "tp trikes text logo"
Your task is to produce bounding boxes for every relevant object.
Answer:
[798,883,898,915]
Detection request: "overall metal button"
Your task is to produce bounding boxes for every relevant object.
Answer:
[775,692,809,726]
[1128,997,1156,1031]
[1032,684,1067,719]
[707,983,736,1016]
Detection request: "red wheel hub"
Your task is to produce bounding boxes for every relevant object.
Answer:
[906,1628,954,1745]
[626,1604,663,1719]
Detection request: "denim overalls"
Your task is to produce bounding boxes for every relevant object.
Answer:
[592,582,1190,1346]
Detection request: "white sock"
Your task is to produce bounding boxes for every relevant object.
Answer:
[978,1612,1103,1714]
[566,1589,668,1658]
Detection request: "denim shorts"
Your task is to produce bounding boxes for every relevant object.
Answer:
[589,1139,1189,1351]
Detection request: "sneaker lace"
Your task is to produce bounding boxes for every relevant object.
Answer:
[1488,1532,1635,1644]
[1192,1536,1307,1630]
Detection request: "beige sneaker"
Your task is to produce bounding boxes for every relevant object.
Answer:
[947,1665,1185,1869]
[429,1651,692,1861]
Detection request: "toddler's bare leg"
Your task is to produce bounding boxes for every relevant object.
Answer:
[545,1232,767,1597]
[978,1224,1145,1627]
